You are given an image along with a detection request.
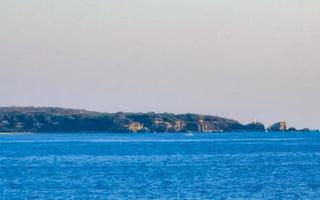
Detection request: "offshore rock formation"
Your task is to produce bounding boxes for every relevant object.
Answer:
[268,122,287,131]
[287,127,297,132]
[0,107,266,133]
[268,123,316,132]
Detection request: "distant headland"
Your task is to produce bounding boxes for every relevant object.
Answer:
[0,107,317,133]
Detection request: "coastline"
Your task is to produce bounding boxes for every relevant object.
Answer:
[0,107,317,133]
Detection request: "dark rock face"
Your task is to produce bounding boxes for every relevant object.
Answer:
[288,127,297,132]
[245,122,265,132]
[268,122,287,131]
[0,107,268,133]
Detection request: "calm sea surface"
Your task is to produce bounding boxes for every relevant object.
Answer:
[0,132,320,199]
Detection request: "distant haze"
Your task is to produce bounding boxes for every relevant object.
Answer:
[1,0,319,129]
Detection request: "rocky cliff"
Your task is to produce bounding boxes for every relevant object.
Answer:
[0,107,267,133]
[268,122,287,131]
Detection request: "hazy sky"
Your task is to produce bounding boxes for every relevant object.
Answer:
[1,0,319,128]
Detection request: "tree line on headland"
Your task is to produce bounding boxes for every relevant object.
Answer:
[0,107,316,133]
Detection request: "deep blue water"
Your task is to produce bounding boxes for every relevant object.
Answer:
[0,132,320,199]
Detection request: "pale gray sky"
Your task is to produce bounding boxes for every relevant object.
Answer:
[1,0,319,128]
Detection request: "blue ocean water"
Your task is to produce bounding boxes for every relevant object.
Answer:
[0,132,320,199]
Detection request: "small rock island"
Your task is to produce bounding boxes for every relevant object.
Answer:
[0,107,316,133]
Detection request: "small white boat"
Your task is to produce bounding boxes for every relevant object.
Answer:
[186,132,194,136]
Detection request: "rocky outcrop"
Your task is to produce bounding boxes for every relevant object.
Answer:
[268,124,316,132]
[287,127,297,132]
[245,122,265,132]
[268,122,287,131]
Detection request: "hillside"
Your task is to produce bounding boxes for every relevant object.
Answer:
[0,107,267,133]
